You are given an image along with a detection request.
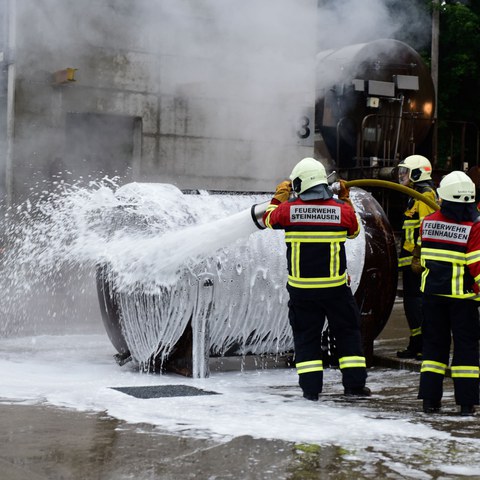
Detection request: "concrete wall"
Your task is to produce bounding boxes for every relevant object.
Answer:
[4,0,317,202]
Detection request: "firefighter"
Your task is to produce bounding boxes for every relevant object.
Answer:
[396,155,438,360]
[418,171,480,416]
[262,157,370,401]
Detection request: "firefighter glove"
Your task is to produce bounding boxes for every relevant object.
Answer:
[338,179,353,207]
[411,245,423,275]
[273,180,292,203]
[338,180,350,200]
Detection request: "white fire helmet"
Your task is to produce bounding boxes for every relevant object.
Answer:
[437,171,476,203]
[289,157,328,194]
[397,155,432,185]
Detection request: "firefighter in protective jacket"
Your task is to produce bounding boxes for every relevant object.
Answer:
[262,157,370,401]
[418,171,480,416]
[397,155,438,360]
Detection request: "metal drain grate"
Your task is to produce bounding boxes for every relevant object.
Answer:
[111,384,220,399]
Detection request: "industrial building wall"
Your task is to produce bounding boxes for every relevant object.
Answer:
[6,0,316,203]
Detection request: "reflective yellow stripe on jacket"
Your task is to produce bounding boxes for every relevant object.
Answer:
[466,249,480,265]
[398,214,425,268]
[420,247,477,298]
[421,247,467,264]
[398,256,413,268]
[264,203,278,228]
[398,219,422,267]
[403,218,421,247]
[286,231,347,289]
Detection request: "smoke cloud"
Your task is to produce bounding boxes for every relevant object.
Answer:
[13,0,431,189]
[316,0,431,51]
[0,0,433,335]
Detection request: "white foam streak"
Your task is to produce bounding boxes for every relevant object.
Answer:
[0,180,366,369]
[105,207,259,289]
[2,334,480,478]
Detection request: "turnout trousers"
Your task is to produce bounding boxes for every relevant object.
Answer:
[419,294,480,406]
[401,267,424,352]
[287,284,367,395]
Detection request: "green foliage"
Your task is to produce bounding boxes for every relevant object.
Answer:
[438,2,480,123]
[435,1,480,167]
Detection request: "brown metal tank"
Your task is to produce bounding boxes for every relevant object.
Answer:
[352,187,398,364]
[315,39,435,170]
[96,184,397,374]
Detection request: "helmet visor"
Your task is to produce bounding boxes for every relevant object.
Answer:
[398,166,410,186]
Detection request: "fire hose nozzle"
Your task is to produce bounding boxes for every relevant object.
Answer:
[327,170,337,184]
[330,181,341,195]
[251,201,270,230]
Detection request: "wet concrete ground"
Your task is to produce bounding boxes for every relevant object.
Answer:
[0,300,477,480]
[0,405,296,480]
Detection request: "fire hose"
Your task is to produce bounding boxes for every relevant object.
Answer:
[251,178,439,230]
[343,179,439,211]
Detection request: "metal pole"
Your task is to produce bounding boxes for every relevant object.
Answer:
[431,0,440,166]
[5,0,16,207]
[431,0,439,118]
[393,95,404,163]
[191,273,214,379]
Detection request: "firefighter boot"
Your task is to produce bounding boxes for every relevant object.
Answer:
[423,399,441,414]
[397,334,422,360]
[344,386,371,397]
[460,405,475,416]
[303,391,319,401]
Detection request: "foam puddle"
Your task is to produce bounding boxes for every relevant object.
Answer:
[1,333,480,479]
[3,181,480,476]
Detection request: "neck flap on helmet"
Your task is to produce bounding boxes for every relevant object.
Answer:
[299,183,333,201]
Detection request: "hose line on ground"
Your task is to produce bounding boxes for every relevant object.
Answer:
[344,179,439,211]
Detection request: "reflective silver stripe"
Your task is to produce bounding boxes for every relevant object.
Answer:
[296,360,323,375]
[339,356,366,369]
[421,248,466,264]
[403,219,421,228]
[285,232,347,243]
[466,250,480,264]
[452,263,464,295]
[420,266,427,291]
[398,256,413,267]
[288,273,347,289]
[403,217,420,248]
[286,230,347,287]
[421,360,447,375]
[330,241,340,276]
[291,241,300,278]
[264,205,278,229]
[405,229,415,246]
[451,365,480,379]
